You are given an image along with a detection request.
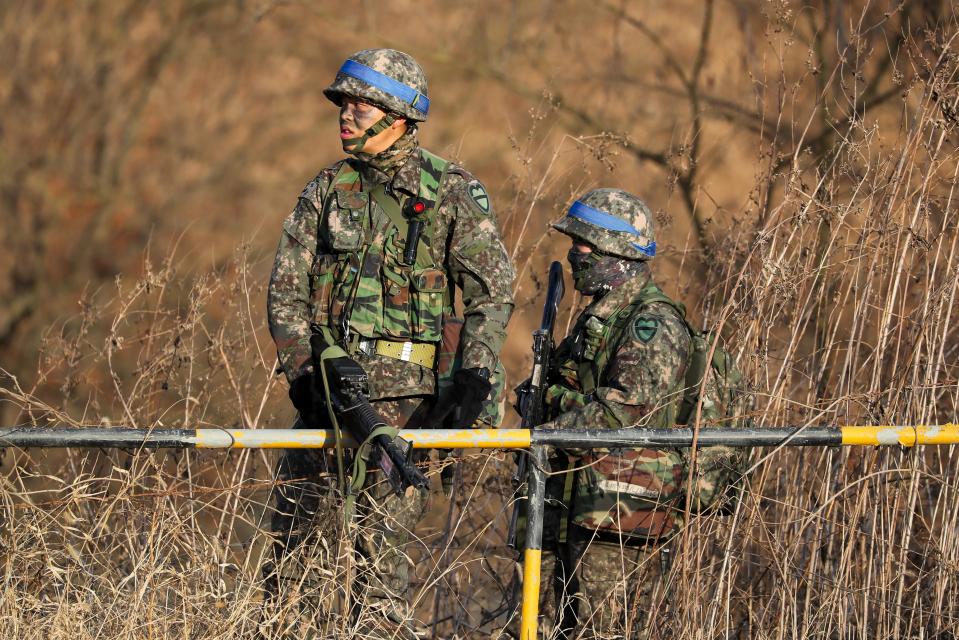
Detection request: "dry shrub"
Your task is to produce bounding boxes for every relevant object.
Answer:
[0,245,284,638]
[1,2,959,639]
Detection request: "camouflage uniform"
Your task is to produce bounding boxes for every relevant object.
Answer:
[513,189,743,639]
[266,49,515,636]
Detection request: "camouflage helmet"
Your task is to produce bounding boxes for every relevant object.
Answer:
[552,188,656,260]
[323,49,430,122]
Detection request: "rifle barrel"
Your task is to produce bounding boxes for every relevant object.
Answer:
[0,425,957,449]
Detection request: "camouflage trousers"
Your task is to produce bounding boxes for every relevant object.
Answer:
[508,491,671,640]
[262,397,430,639]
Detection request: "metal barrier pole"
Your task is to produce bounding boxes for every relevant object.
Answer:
[0,427,533,449]
[520,444,547,640]
[3,423,959,640]
[2,425,958,450]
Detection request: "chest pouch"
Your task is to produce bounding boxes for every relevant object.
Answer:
[378,225,413,340]
[574,315,612,394]
[320,247,378,341]
[555,314,591,393]
[326,189,369,253]
[410,267,447,341]
[581,316,606,362]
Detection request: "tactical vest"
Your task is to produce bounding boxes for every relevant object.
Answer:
[563,281,751,428]
[563,282,751,539]
[561,282,686,427]
[308,149,454,346]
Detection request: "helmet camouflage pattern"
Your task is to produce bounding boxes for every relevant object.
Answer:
[552,188,656,260]
[323,48,430,122]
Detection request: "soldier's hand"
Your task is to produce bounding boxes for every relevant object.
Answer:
[545,384,590,414]
[451,367,493,428]
[288,369,315,420]
[425,367,492,428]
[513,377,531,416]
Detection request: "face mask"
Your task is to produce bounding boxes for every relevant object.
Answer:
[566,247,604,295]
[567,247,646,295]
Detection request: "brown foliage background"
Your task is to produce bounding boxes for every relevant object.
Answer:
[1,1,959,638]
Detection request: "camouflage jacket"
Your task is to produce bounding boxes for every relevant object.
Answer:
[545,271,741,539]
[268,145,514,400]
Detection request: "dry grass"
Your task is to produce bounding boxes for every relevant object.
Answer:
[2,1,959,639]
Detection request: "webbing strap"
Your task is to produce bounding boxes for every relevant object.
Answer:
[342,113,397,154]
[344,423,400,520]
[316,334,401,524]
[368,184,434,270]
[368,183,406,229]
[418,149,447,204]
[633,284,686,319]
[317,339,349,512]
[678,341,711,426]
[332,161,361,188]
[416,150,451,283]
[631,285,709,425]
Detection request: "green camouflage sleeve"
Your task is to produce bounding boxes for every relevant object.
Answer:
[552,303,690,431]
[267,175,330,383]
[681,445,745,512]
[442,172,515,371]
[682,348,747,511]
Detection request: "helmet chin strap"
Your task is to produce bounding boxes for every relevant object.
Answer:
[343,113,396,154]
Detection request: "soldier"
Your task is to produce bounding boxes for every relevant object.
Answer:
[265,48,514,637]
[513,188,744,639]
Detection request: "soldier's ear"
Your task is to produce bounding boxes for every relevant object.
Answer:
[390,116,408,132]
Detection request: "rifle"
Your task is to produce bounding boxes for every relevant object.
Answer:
[507,261,565,549]
[310,334,429,496]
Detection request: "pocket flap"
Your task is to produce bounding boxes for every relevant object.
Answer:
[412,268,447,292]
[383,265,410,287]
[328,191,367,252]
[335,189,369,210]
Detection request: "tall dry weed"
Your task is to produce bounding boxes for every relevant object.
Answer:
[1,2,958,639]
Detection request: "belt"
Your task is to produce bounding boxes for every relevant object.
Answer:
[357,338,436,368]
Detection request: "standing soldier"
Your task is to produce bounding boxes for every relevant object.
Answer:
[266,48,514,637]
[513,188,745,639]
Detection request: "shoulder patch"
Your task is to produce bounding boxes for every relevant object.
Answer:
[630,316,660,343]
[299,178,319,200]
[466,180,491,213]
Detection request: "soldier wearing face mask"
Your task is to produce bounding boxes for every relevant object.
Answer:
[508,188,744,639]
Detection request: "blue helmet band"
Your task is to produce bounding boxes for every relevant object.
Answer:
[566,201,656,257]
[630,241,657,257]
[338,60,430,115]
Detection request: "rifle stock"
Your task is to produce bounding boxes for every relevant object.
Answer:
[310,336,429,496]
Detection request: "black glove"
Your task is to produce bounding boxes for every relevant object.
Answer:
[288,370,316,422]
[513,377,532,417]
[426,367,493,429]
